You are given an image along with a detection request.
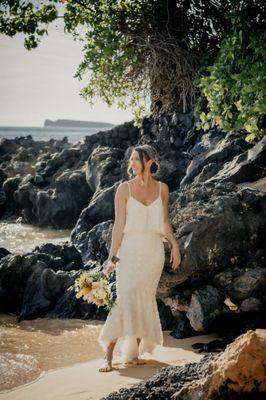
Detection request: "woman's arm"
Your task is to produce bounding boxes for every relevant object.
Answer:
[161,182,178,247]
[107,182,127,261]
[161,182,181,270]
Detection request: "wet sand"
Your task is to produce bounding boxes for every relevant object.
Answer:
[0,313,219,400]
[0,314,104,391]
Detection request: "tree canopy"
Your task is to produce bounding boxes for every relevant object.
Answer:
[1,0,265,140]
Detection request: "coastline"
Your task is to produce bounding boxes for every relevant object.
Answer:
[0,330,219,400]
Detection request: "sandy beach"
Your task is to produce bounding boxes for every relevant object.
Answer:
[1,327,219,400]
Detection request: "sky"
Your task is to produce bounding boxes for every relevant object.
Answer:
[0,19,134,127]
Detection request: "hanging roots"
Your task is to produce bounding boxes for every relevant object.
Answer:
[125,32,199,115]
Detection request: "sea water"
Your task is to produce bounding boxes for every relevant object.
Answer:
[0,221,71,253]
[0,125,112,143]
[0,314,103,392]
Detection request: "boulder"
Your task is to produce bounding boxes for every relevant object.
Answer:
[175,329,266,399]
[18,265,76,320]
[0,247,10,260]
[31,242,83,271]
[85,146,125,192]
[186,285,225,331]
[213,267,266,302]
[157,182,266,298]
[0,242,96,319]
[70,183,119,247]
[2,176,22,216]
[14,168,91,228]
[0,253,40,313]
[179,130,265,188]
[101,329,266,400]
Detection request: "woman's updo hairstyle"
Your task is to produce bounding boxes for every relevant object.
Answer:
[127,144,160,178]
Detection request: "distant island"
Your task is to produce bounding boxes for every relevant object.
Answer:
[44,119,114,128]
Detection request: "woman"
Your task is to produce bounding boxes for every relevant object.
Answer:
[98,144,181,372]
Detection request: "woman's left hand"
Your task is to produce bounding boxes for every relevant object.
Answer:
[170,243,181,271]
[103,259,116,277]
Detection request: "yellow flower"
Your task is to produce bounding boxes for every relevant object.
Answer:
[76,287,92,299]
[84,293,94,302]
[98,288,107,299]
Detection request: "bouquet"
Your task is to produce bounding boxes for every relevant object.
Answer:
[68,261,115,311]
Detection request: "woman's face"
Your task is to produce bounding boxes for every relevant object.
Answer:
[129,150,152,175]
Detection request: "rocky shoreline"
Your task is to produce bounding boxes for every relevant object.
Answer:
[101,329,266,400]
[0,112,265,397]
[0,121,139,228]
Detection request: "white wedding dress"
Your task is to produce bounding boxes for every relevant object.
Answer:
[98,180,165,363]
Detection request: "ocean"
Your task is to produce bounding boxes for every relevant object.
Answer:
[0,125,112,143]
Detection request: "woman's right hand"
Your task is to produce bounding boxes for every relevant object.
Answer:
[170,243,181,271]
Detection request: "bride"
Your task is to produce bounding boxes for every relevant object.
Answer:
[98,144,181,372]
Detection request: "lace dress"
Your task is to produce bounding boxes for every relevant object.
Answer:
[98,180,165,363]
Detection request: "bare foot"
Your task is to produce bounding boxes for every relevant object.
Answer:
[127,357,146,365]
[99,358,113,372]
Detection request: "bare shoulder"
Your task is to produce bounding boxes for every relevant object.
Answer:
[117,181,129,192]
[115,181,129,200]
[160,181,169,195]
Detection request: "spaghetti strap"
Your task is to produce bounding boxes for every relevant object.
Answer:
[159,181,161,197]
[127,181,131,197]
